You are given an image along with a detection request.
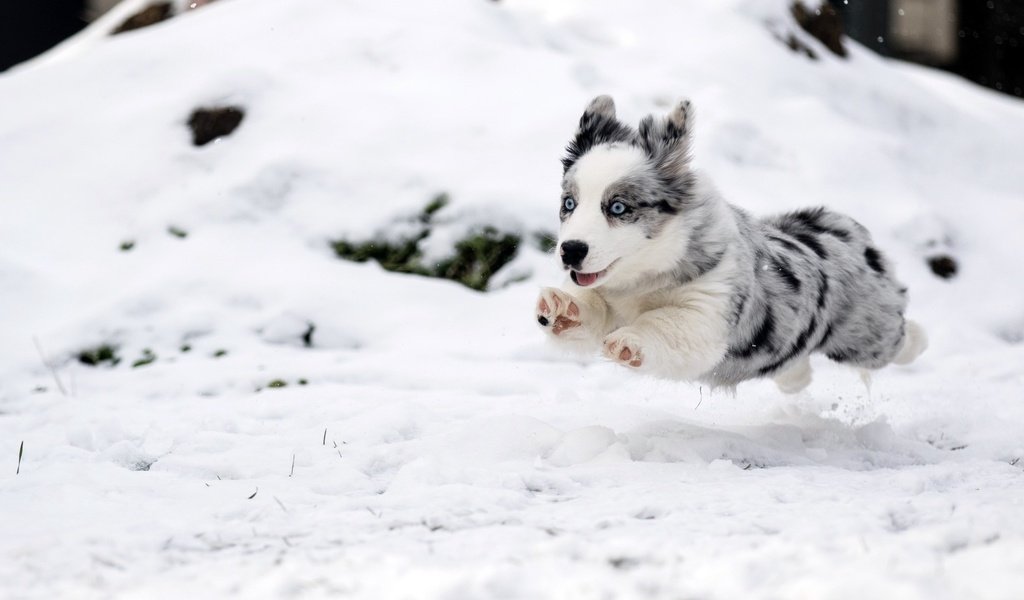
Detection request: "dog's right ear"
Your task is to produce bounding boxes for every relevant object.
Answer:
[562,95,635,173]
[582,95,617,121]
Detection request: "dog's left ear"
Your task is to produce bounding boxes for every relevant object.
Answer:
[638,99,694,175]
[582,95,617,121]
[562,95,636,173]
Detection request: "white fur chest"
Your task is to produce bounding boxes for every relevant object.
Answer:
[599,288,680,328]
[596,252,738,331]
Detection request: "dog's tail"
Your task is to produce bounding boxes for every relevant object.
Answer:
[892,320,928,365]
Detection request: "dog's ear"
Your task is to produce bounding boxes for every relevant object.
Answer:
[583,95,616,121]
[638,99,694,175]
[562,95,635,173]
[666,98,694,141]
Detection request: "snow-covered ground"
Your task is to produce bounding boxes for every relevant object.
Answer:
[2,0,1024,597]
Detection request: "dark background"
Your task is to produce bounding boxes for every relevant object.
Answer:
[0,0,89,71]
[2,0,1022,99]
[838,0,1024,98]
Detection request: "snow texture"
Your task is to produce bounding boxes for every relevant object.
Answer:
[1,0,1024,598]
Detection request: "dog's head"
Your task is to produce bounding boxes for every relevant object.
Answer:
[557,95,703,291]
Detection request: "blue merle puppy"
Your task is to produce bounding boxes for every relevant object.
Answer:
[535,95,927,392]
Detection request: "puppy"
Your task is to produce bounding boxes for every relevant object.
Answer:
[535,96,926,393]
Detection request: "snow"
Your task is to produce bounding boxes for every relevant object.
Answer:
[2,0,1024,597]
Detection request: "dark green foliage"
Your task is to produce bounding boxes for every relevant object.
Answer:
[78,344,121,367]
[434,228,520,291]
[331,234,430,276]
[213,349,228,358]
[421,193,449,221]
[180,344,192,353]
[267,379,287,388]
[167,226,188,238]
[132,348,157,368]
[331,196,521,291]
[532,231,557,253]
[120,240,135,252]
[298,379,309,386]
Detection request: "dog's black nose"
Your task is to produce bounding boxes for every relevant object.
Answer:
[560,240,588,267]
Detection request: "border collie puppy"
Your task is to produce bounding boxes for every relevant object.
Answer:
[536,96,926,392]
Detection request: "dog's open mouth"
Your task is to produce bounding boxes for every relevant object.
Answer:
[570,267,608,287]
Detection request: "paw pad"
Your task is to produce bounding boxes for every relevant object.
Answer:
[603,335,643,368]
[536,288,582,337]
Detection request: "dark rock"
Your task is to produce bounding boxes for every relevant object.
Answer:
[791,2,846,58]
[927,255,958,279]
[785,33,818,60]
[112,2,174,35]
[187,106,245,146]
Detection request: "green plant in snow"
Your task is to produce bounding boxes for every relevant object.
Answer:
[132,348,157,368]
[78,344,121,367]
[331,194,522,291]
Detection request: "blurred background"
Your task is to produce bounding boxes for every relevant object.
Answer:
[5,0,1022,97]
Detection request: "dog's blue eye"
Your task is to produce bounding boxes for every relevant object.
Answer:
[563,197,576,211]
[610,201,626,215]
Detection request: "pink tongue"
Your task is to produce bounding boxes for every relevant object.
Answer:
[576,271,599,286]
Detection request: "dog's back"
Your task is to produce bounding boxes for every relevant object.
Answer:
[709,205,925,389]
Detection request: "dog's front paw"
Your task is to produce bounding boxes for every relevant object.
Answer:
[536,287,582,336]
[603,328,644,368]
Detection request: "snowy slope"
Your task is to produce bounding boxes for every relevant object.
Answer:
[2,0,1024,597]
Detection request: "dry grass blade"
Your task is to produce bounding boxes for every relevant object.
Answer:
[32,337,67,397]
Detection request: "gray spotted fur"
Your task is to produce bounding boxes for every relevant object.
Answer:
[710,205,908,386]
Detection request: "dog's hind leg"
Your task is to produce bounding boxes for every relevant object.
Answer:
[773,354,812,394]
[891,320,928,365]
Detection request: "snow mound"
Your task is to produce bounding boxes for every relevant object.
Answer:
[1,0,1024,597]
